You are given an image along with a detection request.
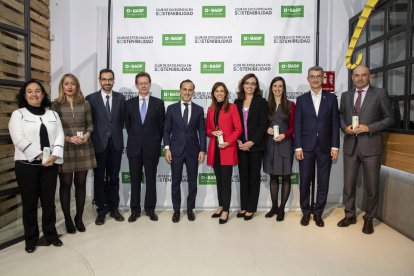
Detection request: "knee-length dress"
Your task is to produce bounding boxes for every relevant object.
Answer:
[51,101,97,173]
[263,101,295,175]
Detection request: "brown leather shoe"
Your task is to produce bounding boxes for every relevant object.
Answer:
[300,214,311,226]
[362,218,374,234]
[337,217,357,227]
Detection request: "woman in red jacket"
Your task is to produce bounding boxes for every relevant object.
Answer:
[206,82,242,224]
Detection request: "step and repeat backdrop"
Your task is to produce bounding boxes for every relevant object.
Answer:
[111,0,316,209]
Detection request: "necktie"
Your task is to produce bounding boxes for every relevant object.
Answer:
[183,103,189,127]
[105,95,111,117]
[354,90,363,114]
[140,97,147,123]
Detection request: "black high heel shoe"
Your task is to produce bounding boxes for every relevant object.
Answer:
[236,211,246,218]
[265,207,278,218]
[276,210,285,221]
[211,211,223,218]
[74,214,86,232]
[65,218,76,234]
[244,212,254,221]
[219,212,229,224]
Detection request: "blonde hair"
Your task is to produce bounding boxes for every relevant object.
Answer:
[56,73,85,104]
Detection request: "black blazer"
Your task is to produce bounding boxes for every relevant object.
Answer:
[85,91,125,153]
[234,94,268,152]
[125,95,165,158]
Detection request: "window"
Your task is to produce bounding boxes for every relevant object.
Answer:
[349,0,414,134]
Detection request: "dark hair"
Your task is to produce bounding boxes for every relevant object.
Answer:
[99,68,115,79]
[267,76,289,123]
[135,72,151,84]
[180,79,195,90]
[16,79,51,108]
[210,82,230,112]
[307,66,324,75]
[237,73,261,100]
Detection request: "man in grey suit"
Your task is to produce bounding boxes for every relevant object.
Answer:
[337,65,394,234]
[86,69,126,225]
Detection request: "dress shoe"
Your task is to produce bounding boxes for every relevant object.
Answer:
[128,212,140,222]
[74,214,85,232]
[244,212,254,221]
[172,211,180,223]
[187,209,196,221]
[219,212,229,224]
[95,212,106,225]
[300,214,311,226]
[337,217,357,227]
[65,218,76,234]
[236,211,246,218]
[362,217,374,234]
[313,215,325,227]
[265,207,278,218]
[211,211,222,218]
[51,239,63,247]
[110,209,125,221]
[25,245,36,253]
[276,210,285,222]
[146,211,159,221]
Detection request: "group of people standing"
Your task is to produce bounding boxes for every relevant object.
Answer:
[9,64,394,253]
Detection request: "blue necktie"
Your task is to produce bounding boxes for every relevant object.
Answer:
[183,103,189,127]
[105,95,111,117]
[140,97,147,123]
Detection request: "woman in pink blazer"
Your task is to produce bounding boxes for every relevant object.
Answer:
[206,82,242,224]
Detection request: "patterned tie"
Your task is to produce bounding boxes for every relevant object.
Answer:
[354,90,363,114]
[140,97,147,123]
[183,103,189,127]
[105,95,111,117]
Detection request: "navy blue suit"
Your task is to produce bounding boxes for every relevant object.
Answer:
[125,95,165,213]
[163,101,206,210]
[86,91,125,214]
[294,91,339,216]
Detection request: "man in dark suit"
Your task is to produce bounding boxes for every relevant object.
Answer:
[337,65,394,234]
[294,66,340,227]
[163,79,207,223]
[86,68,125,225]
[125,72,165,222]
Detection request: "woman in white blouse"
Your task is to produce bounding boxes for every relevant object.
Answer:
[9,80,64,253]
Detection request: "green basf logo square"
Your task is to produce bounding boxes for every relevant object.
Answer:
[160,146,165,157]
[279,62,302,73]
[199,173,217,185]
[200,62,224,74]
[241,34,265,46]
[281,5,304,18]
[123,62,145,74]
[162,34,186,46]
[122,172,131,184]
[278,173,299,184]
[161,90,181,102]
[202,6,226,18]
[124,6,147,18]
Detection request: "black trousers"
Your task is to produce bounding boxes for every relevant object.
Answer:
[238,150,264,212]
[213,146,233,212]
[15,161,59,247]
[171,153,198,211]
[93,138,122,214]
[128,156,159,213]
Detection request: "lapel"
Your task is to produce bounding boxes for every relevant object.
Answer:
[174,102,186,129]
[360,87,374,115]
[346,90,356,115]
[187,102,196,128]
[305,92,318,118]
[132,97,142,125]
[317,91,328,117]
[98,92,111,121]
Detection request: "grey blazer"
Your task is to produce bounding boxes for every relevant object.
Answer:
[339,86,394,156]
[85,91,125,153]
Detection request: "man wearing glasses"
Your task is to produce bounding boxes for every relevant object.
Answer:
[86,69,126,225]
[294,66,340,228]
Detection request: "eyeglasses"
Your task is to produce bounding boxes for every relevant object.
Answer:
[244,82,257,86]
[100,78,114,82]
[308,75,323,80]
[138,82,150,86]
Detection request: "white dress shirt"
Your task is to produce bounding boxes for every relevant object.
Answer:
[101,90,113,110]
